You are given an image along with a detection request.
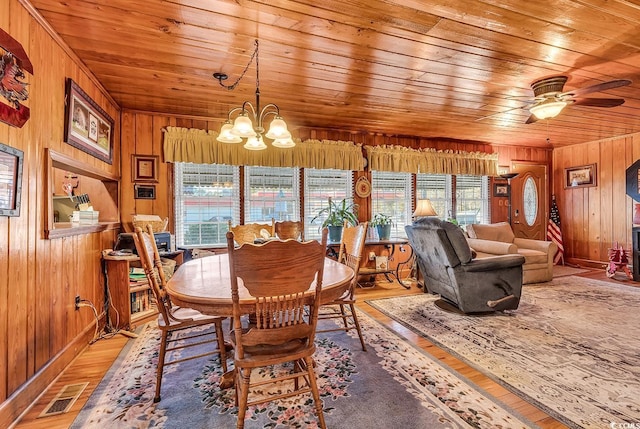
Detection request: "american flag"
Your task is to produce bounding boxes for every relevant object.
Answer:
[547,196,564,265]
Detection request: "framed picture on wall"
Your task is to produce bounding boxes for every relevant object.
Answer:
[63,78,114,164]
[493,183,509,197]
[132,154,159,182]
[134,184,156,200]
[0,142,23,217]
[564,164,597,188]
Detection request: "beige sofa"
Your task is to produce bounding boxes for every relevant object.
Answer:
[466,222,557,284]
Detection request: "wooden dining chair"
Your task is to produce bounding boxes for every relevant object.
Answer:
[274,220,304,240]
[317,221,368,351]
[227,219,275,245]
[133,225,228,403]
[225,228,328,429]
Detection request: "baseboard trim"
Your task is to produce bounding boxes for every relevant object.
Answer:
[2,313,105,429]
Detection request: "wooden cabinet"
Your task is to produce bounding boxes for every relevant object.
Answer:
[102,250,184,330]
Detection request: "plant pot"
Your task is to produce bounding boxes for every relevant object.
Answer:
[377,224,391,240]
[327,225,343,243]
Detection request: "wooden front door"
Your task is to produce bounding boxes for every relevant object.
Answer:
[509,161,549,240]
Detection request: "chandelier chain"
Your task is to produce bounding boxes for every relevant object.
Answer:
[217,40,259,91]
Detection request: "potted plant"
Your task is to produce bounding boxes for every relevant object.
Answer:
[311,198,358,242]
[370,213,393,240]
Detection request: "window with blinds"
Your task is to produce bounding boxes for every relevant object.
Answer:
[371,171,412,237]
[415,173,452,219]
[244,166,299,223]
[455,175,490,227]
[304,169,353,240]
[174,163,240,247]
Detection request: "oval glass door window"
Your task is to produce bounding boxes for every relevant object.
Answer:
[523,177,538,226]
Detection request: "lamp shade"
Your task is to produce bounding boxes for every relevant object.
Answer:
[529,101,567,120]
[271,136,296,148]
[264,116,291,140]
[216,122,242,143]
[243,135,267,151]
[231,114,257,137]
[413,199,437,217]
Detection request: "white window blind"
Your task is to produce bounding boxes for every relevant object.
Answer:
[455,175,490,227]
[304,169,353,240]
[371,171,412,238]
[244,166,299,223]
[415,173,452,220]
[174,163,240,247]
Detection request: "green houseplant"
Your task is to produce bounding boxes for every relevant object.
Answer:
[370,213,393,240]
[311,198,358,242]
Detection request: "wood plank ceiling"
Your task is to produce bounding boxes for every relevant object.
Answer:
[26,0,640,148]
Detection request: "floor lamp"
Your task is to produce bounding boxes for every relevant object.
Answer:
[402,199,438,288]
[499,173,519,225]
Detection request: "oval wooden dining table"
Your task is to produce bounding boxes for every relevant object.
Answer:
[165,253,355,317]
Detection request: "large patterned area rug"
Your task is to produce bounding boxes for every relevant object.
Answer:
[368,276,640,429]
[72,310,536,428]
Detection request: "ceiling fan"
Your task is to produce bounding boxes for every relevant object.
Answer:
[480,75,631,123]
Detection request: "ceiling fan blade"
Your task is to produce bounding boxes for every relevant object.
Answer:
[561,79,631,98]
[476,104,529,121]
[573,97,625,107]
[525,114,539,124]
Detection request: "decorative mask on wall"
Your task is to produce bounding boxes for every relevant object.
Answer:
[0,28,32,128]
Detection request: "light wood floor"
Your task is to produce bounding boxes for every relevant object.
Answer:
[14,268,636,429]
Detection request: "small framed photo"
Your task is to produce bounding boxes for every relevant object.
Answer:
[565,163,597,188]
[493,183,509,197]
[134,184,156,200]
[132,154,159,182]
[64,78,114,164]
[0,142,23,217]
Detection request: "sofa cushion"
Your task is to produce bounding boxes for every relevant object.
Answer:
[517,248,548,265]
[467,222,515,243]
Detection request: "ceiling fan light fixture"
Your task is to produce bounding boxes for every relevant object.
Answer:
[530,101,567,120]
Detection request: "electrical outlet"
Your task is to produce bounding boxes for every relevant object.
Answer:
[75,295,81,310]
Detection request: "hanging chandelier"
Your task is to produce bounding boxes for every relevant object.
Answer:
[213,40,294,150]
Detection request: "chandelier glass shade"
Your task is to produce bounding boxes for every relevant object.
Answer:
[529,100,567,120]
[213,40,294,150]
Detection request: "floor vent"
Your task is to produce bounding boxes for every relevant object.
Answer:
[38,382,89,418]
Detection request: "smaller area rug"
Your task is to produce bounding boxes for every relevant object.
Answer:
[552,264,591,277]
[72,311,535,428]
[368,276,640,429]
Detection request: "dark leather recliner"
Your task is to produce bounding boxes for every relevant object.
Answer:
[405,217,525,313]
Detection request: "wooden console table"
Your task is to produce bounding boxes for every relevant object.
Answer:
[327,238,412,289]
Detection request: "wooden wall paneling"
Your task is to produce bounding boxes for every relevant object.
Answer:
[585,142,599,262]
[599,139,614,262]
[132,114,155,217]
[6,142,28,395]
[0,0,8,399]
[120,112,135,231]
[153,116,170,229]
[610,138,629,251]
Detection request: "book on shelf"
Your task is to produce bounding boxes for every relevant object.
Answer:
[130,289,154,314]
[129,267,147,282]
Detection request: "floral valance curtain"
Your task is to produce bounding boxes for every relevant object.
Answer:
[162,127,365,171]
[364,145,498,176]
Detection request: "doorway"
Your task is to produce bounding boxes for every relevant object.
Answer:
[509,161,549,240]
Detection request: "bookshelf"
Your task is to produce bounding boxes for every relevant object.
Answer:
[102,249,184,330]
